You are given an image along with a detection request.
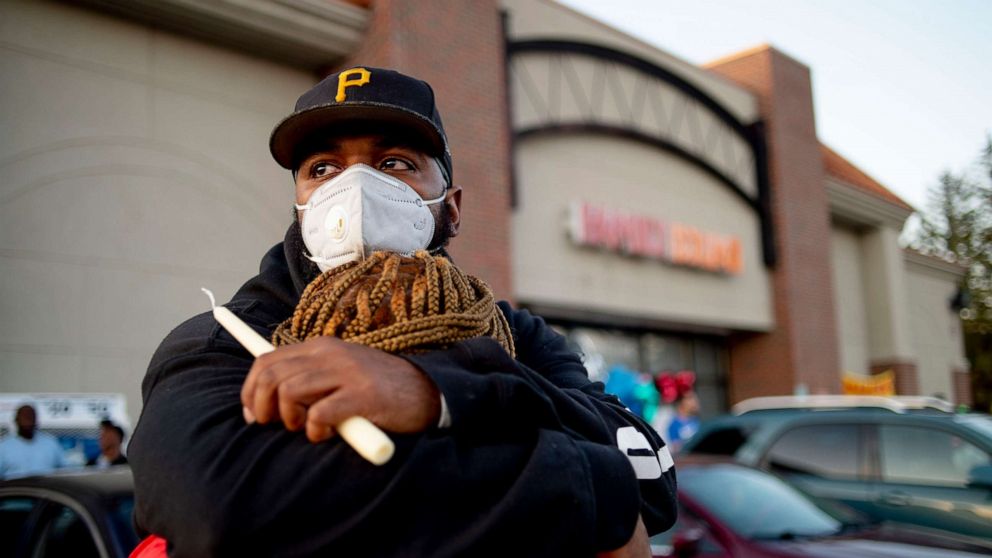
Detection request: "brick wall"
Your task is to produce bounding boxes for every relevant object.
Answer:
[870,360,919,396]
[708,47,840,402]
[952,367,973,407]
[337,0,514,300]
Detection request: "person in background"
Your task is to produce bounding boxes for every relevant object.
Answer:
[0,404,66,479]
[666,391,701,451]
[87,419,128,468]
[605,363,641,415]
[653,370,696,443]
[632,373,660,424]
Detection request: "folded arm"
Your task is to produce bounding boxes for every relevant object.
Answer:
[403,302,677,538]
[130,305,669,557]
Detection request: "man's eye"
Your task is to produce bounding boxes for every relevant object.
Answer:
[380,158,414,171]
[311,162,340,178]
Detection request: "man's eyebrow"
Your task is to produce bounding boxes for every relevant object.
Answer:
[374,137,423,152]
[298,136,425,164]
[297,143,341,164]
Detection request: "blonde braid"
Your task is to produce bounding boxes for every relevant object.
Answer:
[422,251,441,317]
[272,251,515,358]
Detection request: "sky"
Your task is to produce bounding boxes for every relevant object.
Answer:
[557,0,991,215]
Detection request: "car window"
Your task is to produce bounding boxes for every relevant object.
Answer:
[879,425,991,487]
[764,424,860,479]
[686,426,749,456]
[31,504,100,558]
[0,496,38,552]
[109,496,139,551]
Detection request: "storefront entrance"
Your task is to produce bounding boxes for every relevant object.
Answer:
[548,321,729,426]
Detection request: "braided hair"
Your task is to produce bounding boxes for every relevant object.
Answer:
[272,251,515,357]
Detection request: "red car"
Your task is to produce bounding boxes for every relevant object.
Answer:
[652,459,992,558]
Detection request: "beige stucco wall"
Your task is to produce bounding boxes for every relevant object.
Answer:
[830,220,967,397]
[862,226,914,361]
[830,226,870,374]
[512,133,773,331]
[502,0,759,124]
[905,255,968,399]
[0,0,315,418]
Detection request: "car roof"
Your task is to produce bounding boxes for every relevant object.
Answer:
[0,467,133,500]
[698,407,982,433]
[731,395,956,415]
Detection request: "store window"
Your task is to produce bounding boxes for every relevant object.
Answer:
[552,322,729,434]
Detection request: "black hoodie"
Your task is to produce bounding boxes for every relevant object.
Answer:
[129,226,677,557]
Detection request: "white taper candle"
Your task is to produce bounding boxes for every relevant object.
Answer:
[201,288,395,465]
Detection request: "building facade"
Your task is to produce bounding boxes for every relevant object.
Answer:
[0,0,970,421]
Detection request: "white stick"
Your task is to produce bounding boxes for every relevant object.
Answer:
[201,288,395,465]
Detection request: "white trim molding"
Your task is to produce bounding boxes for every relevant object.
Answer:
[904,249,967,281]
[827,178,914,230]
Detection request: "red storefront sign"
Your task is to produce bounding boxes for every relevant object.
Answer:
[569,201,743,275]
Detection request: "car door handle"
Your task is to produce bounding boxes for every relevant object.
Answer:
[880,490,911,506]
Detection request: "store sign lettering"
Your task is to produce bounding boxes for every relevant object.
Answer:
[569,202,743,275]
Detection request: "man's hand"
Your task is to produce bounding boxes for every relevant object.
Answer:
[240,336,440,442]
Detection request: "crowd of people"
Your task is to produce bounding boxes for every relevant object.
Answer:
[604,367,701,450]
[0,404,128,480]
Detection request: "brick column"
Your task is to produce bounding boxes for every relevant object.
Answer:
[707,46,840,401]
[952,368,973,406]
[870,361,919,396]
[336,0,514,300]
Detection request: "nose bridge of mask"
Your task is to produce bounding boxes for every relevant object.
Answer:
[296,163,445,209]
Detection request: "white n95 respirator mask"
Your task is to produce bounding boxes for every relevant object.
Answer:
[295,163,446,272]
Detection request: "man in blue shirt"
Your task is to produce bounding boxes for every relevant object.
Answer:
[667,391,701,450]
[0,404,66,479]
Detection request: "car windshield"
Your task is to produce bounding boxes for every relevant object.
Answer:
[680,465,841,539]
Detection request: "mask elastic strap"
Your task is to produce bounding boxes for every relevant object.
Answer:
[294,203,310,211]
[307,250,361,267]
[421,188,447,206]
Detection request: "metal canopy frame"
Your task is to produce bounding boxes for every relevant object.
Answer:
[506,40,775,267]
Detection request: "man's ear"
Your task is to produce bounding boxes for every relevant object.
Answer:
[446,185,463,237]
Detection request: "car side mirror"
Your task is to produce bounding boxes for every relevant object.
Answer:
[671,528,704,558]
[967,465,992,489]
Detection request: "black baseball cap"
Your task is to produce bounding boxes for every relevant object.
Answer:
[270,66,452,183]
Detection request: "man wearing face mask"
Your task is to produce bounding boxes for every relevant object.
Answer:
[129,67,676,557]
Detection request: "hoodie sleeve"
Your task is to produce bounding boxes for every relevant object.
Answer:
[129,302,668,558]
[402,302,677,539]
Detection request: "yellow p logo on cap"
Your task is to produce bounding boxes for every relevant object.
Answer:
[336,68,371,102]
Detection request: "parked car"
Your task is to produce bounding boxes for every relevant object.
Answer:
[652,458,992,557]
[0,467,137,558]
[681,397,992,539]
